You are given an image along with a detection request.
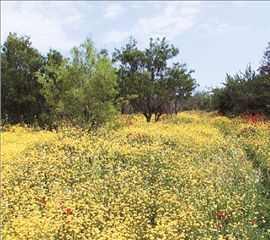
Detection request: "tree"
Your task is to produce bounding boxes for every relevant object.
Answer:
[212,65,256,115]
[62,38,118,127]
[212,63,270,116]
[1,33,45,124]
[113,37,196,122]
[37,49,70,125]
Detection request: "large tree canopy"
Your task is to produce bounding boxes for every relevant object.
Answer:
[66,38,118,127]
[37,38,118,128]
[113,37,196,122]
[1,33,45,124]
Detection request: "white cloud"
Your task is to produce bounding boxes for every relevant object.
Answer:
[102,2,201,45]
[102,1,246,46]
[1,2,88,53]
[136,4,199,39]
[102,4,125,19]
[200,20,244,36]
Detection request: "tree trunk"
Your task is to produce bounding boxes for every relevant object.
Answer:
[154,113,162,122]
[144,113,152,122]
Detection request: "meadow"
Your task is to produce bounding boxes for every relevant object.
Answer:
[1,112,270,239]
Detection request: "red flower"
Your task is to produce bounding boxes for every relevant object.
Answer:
[217,211,223,217]
[66,208,72,215]
[217,223,222,229]
[41,198,47,206]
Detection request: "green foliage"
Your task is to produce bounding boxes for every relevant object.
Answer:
[2,33,118,129]
[37,49,69,126]
[38,38,119,128]
[65,38,118,127]
[3,31,268,128]
[113,37,196,122]
[1,32,45,124]
[212,59,270,117]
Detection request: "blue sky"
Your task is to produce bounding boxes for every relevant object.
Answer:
[1,1,270,90]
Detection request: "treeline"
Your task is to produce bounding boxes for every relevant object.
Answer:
[1,33,270,129]
[1,34,118,128]
[1,33,196,127]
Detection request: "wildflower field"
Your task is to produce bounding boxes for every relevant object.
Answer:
[1,112,270,239]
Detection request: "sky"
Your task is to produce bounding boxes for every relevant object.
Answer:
[1,1,270,90]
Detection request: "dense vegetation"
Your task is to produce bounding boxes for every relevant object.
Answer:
[1,33,45,124]
[211,43,270,116]
[1,33,196,127]
[2,112,269,239]
[1,33,118,128]
[113,37,196,122]
[2,33,269,129]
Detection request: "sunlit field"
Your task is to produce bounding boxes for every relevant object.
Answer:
[1,112,270,239]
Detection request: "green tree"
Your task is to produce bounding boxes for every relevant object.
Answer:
[113,37,196,122]
[212,63,270,116]
[37,49,70,125]
[212,65,255,115]
[38,38,118,128]
[1,33,45,124]
[64,38,118,127]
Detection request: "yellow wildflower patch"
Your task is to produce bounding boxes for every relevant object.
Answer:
[1,112,270,239]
